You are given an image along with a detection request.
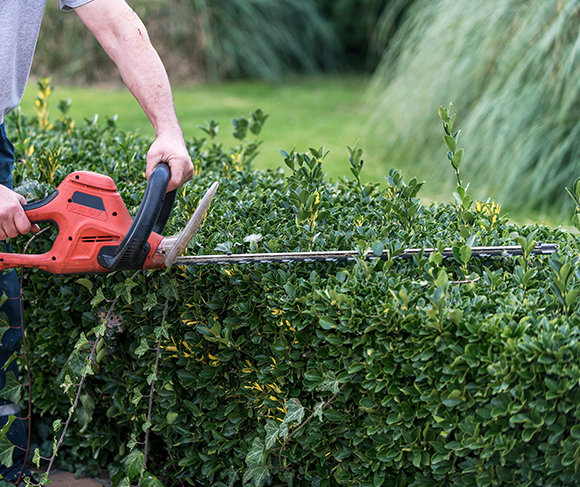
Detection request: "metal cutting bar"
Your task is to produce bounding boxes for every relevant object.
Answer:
[172,243,558,267]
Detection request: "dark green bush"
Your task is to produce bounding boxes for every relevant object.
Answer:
[313,0,388,71]
[4,84,580,486]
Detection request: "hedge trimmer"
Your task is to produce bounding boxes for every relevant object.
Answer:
[0,167,558,275]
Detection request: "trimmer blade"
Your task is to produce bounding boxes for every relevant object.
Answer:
[164,181,219,266]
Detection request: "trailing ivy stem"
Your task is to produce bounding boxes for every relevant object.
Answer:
[45,296,119,476]
[45,340,97,473]
[48,269,141,476]
[136,295,170,487]
[47,271,141,473]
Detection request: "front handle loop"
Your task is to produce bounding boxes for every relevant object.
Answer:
[97,163,174,271]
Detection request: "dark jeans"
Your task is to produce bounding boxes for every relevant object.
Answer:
[0,122,27,481]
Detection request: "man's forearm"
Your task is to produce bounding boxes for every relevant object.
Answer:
[75,1,180,138]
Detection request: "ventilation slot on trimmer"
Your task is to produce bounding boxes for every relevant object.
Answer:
[80,236,120,243]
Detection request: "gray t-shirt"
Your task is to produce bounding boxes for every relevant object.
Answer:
[0,0,93,124]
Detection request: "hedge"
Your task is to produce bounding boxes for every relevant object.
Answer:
[3,81,580,487]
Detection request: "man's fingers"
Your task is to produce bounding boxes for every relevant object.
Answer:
[167,163,193,192]
[0,204,33,241]
[13,209,32,236]
[147,160,193,192]
[1,222,20,240]
[0,220,39,241]
[167,164,182,192]
[0,187,37,240]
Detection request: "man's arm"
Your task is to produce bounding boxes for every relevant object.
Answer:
[74,0,193,192]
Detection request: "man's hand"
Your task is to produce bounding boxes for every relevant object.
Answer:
[0,186,39,241]
[146,132,194,192]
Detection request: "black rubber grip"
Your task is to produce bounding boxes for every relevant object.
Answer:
[22,190,59,211]
[153,189,176,235]
[98,163,172,271]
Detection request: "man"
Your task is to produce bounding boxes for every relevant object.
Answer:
[0,0,194,481]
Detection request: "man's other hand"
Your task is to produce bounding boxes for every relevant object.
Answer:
[0,186,40,240]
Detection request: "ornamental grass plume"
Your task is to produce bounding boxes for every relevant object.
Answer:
[369,0,580,218]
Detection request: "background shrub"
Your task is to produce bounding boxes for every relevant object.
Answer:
[5,85,580,486]
[34,0,342,83]
[34,0,414,83]
[313,0,388,71]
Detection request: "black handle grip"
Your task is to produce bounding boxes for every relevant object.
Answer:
[98,163,174,271]
[22,189,59,212]
[153,189,176,235]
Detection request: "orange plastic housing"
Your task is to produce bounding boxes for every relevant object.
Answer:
[0,171,164,275]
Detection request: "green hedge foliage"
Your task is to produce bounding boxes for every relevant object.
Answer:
[5,86,580,486]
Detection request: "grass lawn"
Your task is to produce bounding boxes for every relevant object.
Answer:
[20,76,385,184]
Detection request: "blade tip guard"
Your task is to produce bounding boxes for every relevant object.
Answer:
[164,181,219,267]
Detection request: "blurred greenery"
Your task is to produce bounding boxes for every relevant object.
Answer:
[368,0,580,223]
[27,0,580,229]
[34,0,416,82]
[313,0,388,71]
[34,0,342,83]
